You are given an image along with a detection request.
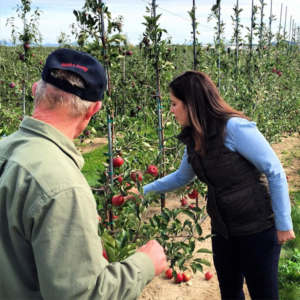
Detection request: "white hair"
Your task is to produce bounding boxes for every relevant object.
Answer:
[34,69,93,117]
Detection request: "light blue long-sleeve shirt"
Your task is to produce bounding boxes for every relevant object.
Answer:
[144,117,293,231]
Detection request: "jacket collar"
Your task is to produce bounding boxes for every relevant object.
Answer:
[20,117,84,170]
[176,119,218,146]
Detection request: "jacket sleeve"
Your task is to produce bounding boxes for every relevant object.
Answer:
[28,187,155,300]
[143,147,196,195]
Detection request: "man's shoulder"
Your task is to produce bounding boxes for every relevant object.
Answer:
[5,134,88,196]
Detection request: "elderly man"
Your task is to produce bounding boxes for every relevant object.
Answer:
[0,49,167,300]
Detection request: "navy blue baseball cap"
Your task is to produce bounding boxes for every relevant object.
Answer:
[42,48,107,102]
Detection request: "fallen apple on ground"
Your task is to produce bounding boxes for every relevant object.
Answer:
[165,268,173,279]
[182,272,191,282]
[205,271,213,280]
[174,272,183,283]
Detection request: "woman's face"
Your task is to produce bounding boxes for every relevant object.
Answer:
[169,92,190,127]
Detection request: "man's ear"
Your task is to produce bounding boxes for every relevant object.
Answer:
[32,82,39,96]
[86,101,102,119]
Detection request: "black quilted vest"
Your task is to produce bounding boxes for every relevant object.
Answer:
[177,119,275,239]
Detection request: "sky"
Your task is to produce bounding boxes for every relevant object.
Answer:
[0,0,299,45]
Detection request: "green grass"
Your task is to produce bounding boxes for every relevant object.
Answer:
[81,144,108,187]
[278,191,300,299]
[279,283,300,300]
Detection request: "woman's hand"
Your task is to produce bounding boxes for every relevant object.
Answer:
[124,187,141,201]
[277,229,295,245]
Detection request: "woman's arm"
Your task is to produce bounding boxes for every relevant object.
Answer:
[143,148,196,195]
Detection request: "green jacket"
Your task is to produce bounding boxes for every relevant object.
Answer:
[0,117,155,300]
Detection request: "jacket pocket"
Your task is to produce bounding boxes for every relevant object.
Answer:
[220,186,260,227]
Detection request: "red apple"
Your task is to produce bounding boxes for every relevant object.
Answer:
[24,43,30,50]
[111,195,125,206]
[272,68,276,73]
[174,272,183,283]
[182,272,191,282]
[188,189,199,199]
[131,172,143,182]
[205,271,213,280]
[165,268,173,279]
[102,250,108,260]
[113,156,124,168]
[181,198,188,206]
[145,165,158,177]
[116,176,123,183]
[188,204,196,209]
[112,215,119,220]
[126,51,133,56]
[9,82,15,88]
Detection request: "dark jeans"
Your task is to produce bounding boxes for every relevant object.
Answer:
[212,226,281,300]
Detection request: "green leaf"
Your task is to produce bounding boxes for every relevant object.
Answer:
[204,234,216,239]
[110,34,127,42]
[195,223,202,236]
[101,232,115,248]
[182,209,196,221]
[193,258,211,266]
[104,243,117,262]
[172,208,182,219]
[191,262,203,274]
[197,248,213,254]
[116,229,129,249]
[179,242,192,254]
[118,244,136,260]
[162,208,172,219]
[160,211,170,222]
[159,233,169,241]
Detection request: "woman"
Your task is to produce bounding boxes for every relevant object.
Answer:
[131,71,295,300]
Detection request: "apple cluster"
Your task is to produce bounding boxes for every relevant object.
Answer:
[110,155,159,207]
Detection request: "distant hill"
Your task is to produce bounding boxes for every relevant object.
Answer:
[0,41,78,47]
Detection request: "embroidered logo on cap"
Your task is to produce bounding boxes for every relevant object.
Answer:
[61,63,89,72]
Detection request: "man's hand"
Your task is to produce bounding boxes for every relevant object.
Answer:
[277,229,295,244]
[137,240,167,276]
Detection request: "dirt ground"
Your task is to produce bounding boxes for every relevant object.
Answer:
[76,134,300,300]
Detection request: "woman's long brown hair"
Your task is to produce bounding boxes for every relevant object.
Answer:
[169,70,249,156]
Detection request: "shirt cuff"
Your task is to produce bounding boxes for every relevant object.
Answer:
[123,252,155,286]
[274,214,293,231]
